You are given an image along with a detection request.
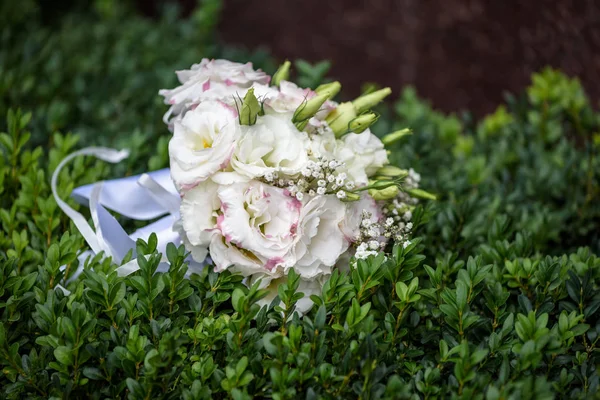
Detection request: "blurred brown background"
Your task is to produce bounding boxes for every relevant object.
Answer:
[144,0,600,116]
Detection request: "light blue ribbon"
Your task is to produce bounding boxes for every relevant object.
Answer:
[52,147,204,286]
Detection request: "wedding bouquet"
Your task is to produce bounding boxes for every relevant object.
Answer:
[54,59,431,313]
[158,59,429,311]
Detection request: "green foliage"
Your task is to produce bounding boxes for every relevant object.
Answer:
[388,68,600,257]
[1,2,600,398]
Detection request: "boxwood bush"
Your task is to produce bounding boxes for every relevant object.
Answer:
[1,2,600,399]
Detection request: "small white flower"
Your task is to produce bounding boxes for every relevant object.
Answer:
[345,181,355,190]
[308,189,316,196]
[385,217,394,227]
[403,240,411,249]
[406,222,413,230]
[296,192,304,201]
[278,179,285,186]
[335,176,345,186]
[264,172,274,181]
[301,168,311,177]
[361,219,372,228]
[328,160,338,169]
[317,180,327,187]
[336,190,346,199]
[327,175,335,183]
[317,187,326,195]
[369,240,380,250]
[403,211,412,221]
[312,170,321,178]
[298,179,306,186]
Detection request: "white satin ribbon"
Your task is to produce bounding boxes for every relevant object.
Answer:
[52,147,202,284]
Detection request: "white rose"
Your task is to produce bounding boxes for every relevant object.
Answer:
[308,127,338,160]
[231,114,310,179]
[159,59,270,111]
[215,180,302,271]
[292,195,349,279]
[248,273,324,315]
[178,179,221,261]
[169,101,239,191]
[336,129,388,185]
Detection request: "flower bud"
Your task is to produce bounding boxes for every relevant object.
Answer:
[348,112,379,134]
[325,102,357,137]
[271,60,291,87]
[382,128,412,146]
[293,91,331,123]
[339,191,361,202]
[369,185,399,200]
[375,165,409,178]
[368,180,396,190]
[239,88,261,125]
[352,87,392,113]
[406,188,437,200]
[315,81,341,99]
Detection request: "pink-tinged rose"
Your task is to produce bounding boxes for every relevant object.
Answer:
[216,181,301,270]
[159,59,271,121]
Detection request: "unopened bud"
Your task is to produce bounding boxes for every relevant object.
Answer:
[339,191,361,202]
[382,128,412,146]
[325,102,357,137]
[293,91,330,123]
[348,112,379,134]
[352,87,392,113]
[369,185,399,200]
[406,188,437,200]
[239,88,261,125]
[272,60,291,87]
[376,165,409,178]
[315,81,342,99]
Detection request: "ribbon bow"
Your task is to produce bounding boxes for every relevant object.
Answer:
[51,147,203,283]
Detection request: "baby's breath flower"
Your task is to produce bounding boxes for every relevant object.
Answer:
[336,190,346,199]
[296,192,304,201]
[318,180,327,187]
[317,187,326,195]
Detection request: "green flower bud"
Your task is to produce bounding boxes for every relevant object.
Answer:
[325,102,357,137]
[348,112,379,134]
[239,88,261,126]
[271,60,291,87]
[293,91,330,123]
[352,87,392,113]
[315,81,341,99]
[369,185,399,200]
[382,128,412,146]
[406,188,437,200]
[376,165,409,178]
[339,191,361,202]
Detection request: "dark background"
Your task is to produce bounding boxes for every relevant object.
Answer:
[48,0,600,116]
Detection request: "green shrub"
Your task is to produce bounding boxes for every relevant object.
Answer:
[1,2,600,399]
